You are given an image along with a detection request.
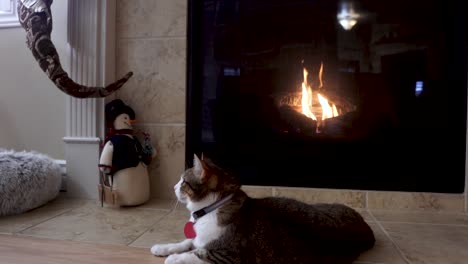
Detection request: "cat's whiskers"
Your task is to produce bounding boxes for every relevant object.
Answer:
[172,199,179,211]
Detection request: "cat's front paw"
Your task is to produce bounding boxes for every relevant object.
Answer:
[151,244,173,256]
[151,239,193,256]
[165,253,205,264]
[164,254,183,264]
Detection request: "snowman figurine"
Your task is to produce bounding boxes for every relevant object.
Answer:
[99,99,155,206]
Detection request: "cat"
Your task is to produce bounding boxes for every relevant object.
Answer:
[151,154,375,264]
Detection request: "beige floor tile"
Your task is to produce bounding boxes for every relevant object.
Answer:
[367,192,464,212]
[0,234,165,264]
[18,201,170,246]
[138,199,178,211]
[355,222,408,264]
[370,210,468,225]
[0,195,88,234]
[356,245,408,264]
[175,202,188,211]
[381,222,468,264]
[357,210,373,222]
[7,192,468,263]
[130,210,189,248]
[367,223,395,247]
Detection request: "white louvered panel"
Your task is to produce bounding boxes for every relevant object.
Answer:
[66,0,113,139]
[64,0,116,199]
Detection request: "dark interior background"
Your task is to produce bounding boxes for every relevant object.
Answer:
[186,0,468,193]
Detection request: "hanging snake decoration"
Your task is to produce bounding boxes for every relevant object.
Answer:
[17,0,133,98]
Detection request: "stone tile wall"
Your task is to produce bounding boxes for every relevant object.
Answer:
[116,0,187,199]
[115,0,467,213]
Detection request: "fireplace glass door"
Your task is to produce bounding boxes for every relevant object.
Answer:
[187,0,468,193]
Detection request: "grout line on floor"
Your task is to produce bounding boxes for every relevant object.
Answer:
[15,232,138,248]
[376,221,468,227]
[127,200,179,247]
[14,232,75,242]
[368,209,468,216]
[365,192,369,209]
[126,212,172,247]
[14,200,89,235]
[367,210,412,264]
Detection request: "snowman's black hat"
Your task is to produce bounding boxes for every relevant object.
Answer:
[105,99,136,125]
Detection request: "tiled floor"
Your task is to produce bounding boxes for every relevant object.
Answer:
[1,194,468,264]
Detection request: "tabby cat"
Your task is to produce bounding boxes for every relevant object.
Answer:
[151,154,375,264]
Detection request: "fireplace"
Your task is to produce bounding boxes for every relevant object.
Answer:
[186,0,468,193]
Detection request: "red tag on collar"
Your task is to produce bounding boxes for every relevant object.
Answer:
[184,221,196,239]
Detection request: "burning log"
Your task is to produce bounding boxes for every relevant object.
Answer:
[278,90,355,120]
[278,105,356,137]
[320,111,356,137]
[275,62,359,137]
[278,105,317,135]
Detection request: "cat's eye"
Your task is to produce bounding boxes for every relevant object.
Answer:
[182,179,194,190]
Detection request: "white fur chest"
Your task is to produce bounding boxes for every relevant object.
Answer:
[192,210,225,248]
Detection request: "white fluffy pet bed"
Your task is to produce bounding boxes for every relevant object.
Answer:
[0,149,62,216]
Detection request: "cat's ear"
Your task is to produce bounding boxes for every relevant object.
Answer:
[193,154,203,174]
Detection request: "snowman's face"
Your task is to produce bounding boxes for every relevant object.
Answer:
[113,113,133,130]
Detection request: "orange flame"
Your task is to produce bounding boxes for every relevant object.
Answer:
[300,62,339,123]
[301,68,317,120]
[318,62,324,89]
[317,93,338,120]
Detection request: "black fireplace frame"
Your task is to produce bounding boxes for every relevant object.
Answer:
[185,0,468,193]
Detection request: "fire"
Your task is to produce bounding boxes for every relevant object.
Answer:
[317,93,339,120]
[301,68,317,120]
[300,62,339,122]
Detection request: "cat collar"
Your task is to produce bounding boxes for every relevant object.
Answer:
[192,193,235,221]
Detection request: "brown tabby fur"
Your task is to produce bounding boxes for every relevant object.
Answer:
[177,155,375,264]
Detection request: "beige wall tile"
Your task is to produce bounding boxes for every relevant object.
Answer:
[135,125,186,199]
[241,186,273,198]
[465,162,468,213]
[367,191,465,212]
[274,187,366,208]
[113,0,468,214]
[116,38,186,123]
[117,0,187,38]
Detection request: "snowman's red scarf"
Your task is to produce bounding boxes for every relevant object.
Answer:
[103,129,134,145]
